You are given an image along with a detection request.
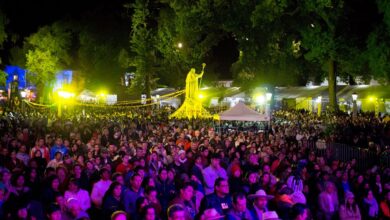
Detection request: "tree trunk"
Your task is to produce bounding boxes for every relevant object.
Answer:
[328,59,338,112]
[145,72,151,99]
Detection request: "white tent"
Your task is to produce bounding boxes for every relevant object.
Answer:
[218,102,270,121]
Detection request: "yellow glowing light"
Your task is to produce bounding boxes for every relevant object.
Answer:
[368,96,376,102]
[255,95,265,104]
[177,42,183,48]
[58,90,75,99]
[198,94,204,99]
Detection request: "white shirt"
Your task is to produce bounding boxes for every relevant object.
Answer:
[91,179,112,208]
[327,194,334,212]
[202,166,227,195]
[64,189,91,211]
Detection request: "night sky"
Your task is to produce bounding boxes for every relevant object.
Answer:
[1,0,237,85]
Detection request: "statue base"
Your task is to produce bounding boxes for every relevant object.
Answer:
[169,98,212,119]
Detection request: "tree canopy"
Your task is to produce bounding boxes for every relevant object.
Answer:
[24,22,72,101]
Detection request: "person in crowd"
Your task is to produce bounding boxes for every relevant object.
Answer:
[110,210,127,220]
[274,186,294,219]
[362,189,379,219]
[200,177,232,215]
[140,204,158,220]
[16,145,30,166]
[248,189,274,220]
[66,198,90,219]
[228,164,245,193]
[202,153,227,195]
[144,187,162,215]
[47,152,64,169]
[5,150,25,172]
[290,203,309,220]
[380,190,390,219]
[167,204,186,220]
[318,181,339,220]
[116,154,132,174]
[64,178,91,211]
[199,208,224,220]
[102,181,124,219]
[226,192,254,220]
[46,204,62,220]
[42,175,61,206]
[91,168,112,208]
[0,107,389,220]
[262,211,281,220]
[156,168,176,213]
[50,138,68,160]
[72,164,89,190]
[169,182,196,220]
[339,191,361,220]
[30,137,50,162]
[123,173,144,215]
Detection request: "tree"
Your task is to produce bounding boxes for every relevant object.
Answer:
[128,0,159,98]
[0,9,6,48]
[155,0,228,87]
[25,22,72,102]
[0,9,8,86]
[366,0,390,84]
[74,7,130,92]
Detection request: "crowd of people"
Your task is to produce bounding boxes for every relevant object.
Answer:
[0,107,389,220]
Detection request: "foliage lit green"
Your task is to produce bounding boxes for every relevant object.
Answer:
[25,22,72,100]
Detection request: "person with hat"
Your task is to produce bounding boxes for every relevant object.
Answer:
[200,208,225,220]
[339,191,361,220]
[248,189,274,220]
[111,210,127,220]
[66,198,90,220]
[262,211,281,220]
[167,204,186,220]
[202,153,227,195]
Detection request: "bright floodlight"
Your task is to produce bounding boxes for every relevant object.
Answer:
[255,95,265,104]
[177,42,183,48]
[352,93,358,101]
[316,96,322,103]
[20,91,27,98]
[266,92,272,101]
[58,91,75,99]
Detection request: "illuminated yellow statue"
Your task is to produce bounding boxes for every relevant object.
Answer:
[169,63,212,119]
[185,63,205,99]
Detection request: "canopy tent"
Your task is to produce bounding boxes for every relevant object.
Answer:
[218,102,269,121]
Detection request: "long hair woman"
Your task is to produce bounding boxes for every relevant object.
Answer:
[102,181,124,219]
[339,191,361,220]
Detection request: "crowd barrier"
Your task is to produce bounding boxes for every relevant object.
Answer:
[308,141,390,170]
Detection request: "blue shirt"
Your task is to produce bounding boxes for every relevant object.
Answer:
[50,145,68,159]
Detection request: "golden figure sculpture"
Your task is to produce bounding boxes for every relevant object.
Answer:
[169,63,212,119]
[185,63,205,99]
